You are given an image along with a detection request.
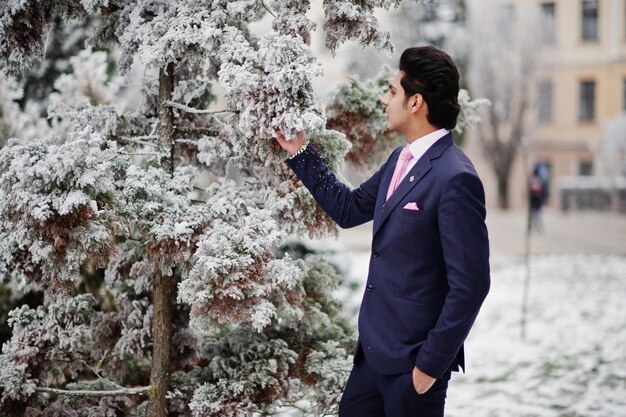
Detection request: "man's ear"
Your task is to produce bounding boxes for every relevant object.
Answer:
[410,93,422,114]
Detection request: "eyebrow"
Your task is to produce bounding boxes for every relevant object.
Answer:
[388,84,396,91]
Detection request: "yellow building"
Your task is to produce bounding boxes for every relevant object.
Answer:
[466,0,626,209]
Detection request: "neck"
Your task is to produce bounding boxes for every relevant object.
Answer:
[404,123,439,145]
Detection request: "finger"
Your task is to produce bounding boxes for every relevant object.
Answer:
[275,130,286,141]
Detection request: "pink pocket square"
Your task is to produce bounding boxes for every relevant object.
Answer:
[403,202,420,211]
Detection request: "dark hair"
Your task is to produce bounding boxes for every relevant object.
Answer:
[399,46,460,130]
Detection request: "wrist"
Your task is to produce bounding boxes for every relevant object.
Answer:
[289,141,309,158]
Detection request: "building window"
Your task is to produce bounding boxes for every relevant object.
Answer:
[579,80,595,122]
[538,80,553,123]
[540,2,556,44]
[582,0,598,41]
[578,161,593,176]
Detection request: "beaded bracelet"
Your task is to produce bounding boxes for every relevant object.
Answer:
[289,141,309,159]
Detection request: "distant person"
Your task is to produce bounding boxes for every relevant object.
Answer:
[535,162,551,203]
[276,46,490,417]
[529,171,546,232]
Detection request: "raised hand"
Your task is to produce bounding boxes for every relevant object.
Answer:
[275,130,307,156]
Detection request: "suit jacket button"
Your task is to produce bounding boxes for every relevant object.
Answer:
[372,252,378,258]
[367,284,373,292]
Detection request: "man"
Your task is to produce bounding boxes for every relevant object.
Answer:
[276,46,490,417]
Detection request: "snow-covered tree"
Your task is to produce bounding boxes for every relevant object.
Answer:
[0,72,51,147]
[0,1,449,416]
[16,16,102,111]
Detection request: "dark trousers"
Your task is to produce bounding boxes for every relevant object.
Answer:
[338,350,451,417]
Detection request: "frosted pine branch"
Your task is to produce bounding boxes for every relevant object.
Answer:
[261,1,276,17]
[117,151,164,156]
[455,89,491,135]
[165,101,239,115]
[174,126,220,135]
[35,386,150,397]
[119,137,159,147]
[122,135,159,140]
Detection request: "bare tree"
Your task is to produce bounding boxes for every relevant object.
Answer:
[468,0,538,209]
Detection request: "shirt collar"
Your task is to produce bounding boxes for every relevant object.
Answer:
[407,128,449,160]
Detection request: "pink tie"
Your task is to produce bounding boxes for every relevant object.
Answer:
[386,146,413,201]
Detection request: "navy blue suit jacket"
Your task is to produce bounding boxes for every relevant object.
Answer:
[286,133,490,378]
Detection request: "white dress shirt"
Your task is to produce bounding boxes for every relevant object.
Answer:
[398,128,449,182]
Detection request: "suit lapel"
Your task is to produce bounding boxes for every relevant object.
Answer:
[373,133,454,237]
[374,148,401,221]
[373,157,432,236]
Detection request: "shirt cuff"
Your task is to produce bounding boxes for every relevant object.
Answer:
[288,141,310,159]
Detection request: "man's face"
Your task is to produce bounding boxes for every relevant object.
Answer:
[380,71,412,133]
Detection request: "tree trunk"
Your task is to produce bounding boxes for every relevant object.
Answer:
[147,62,175,417]
[148,268,173,416]
[496,171,510,210]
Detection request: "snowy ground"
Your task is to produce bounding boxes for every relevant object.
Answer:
[333,252,626,417]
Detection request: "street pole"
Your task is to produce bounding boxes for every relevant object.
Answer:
[520,137,531,341]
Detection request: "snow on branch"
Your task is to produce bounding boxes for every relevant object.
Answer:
[120,164,212,276]
[0,71,51,143]
[455,89,491,135]
[0,126,129,294]
[118,136,159,147]
[35,386,150,397]
[165,101,239,115]
[175,126,220,136]
[322,0,439,54]
[219,32,326,142]
[0,1,89,74]
[271,0,316,42]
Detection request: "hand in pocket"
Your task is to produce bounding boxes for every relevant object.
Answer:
[412,366,436,395]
